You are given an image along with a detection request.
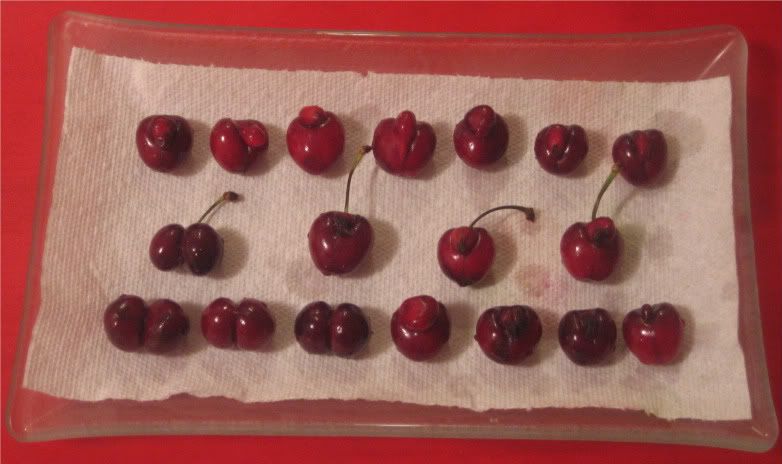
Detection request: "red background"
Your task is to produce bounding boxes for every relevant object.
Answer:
[2,2,780,463]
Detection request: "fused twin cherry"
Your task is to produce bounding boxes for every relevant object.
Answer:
[103,295,189,353]
[201,298,275,350]
[294,301,370,357]
[149,191,239,275]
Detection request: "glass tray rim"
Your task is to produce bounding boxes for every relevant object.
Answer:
[5,11,778,452]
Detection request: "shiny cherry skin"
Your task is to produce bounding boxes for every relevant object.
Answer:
[623,303,684,364]
[202,298,276,350]
[308,211,373,275]
[104,295,147,351]
[453,105,509,168]
[236,299,276,350]
[286,106,345,174]
[612,129,667,185]
[391,295,450,361]
[330,303,371,357]
[534,124,588,175]
[558,308,617,365]
[181,223,222,275]
[210,118,268,173]
[201,298,237,348]
[149,224,184,271]
[371,110,436,177]
[475,305,542,364]
[560,217,620,281]
[294,301,333,354]
[437,226,494,286]
[136,115,192,172]
[144,299,190,354]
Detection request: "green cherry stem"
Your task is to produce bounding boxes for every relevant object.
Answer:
[469,205,536,228]
[344,145,371,213]
[197,191,239,223]
[591,164,620,220]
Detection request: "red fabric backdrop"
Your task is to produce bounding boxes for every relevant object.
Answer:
[2,2,780,463]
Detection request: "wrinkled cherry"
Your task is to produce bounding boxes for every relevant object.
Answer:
[558,308,616,365]
[136,115,192,172]
[474,305,542,364]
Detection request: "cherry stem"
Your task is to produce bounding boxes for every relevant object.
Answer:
[591,164,620,220]
[198,191,239,223]
[469,205,535,228]
[344,145,371,213]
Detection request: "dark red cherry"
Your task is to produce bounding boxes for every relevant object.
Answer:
[136,115,192,172]
[103,295,147,351]
[201,297,237,348]
[330,303,370,357]
[182,223,223,276]
[287,105,345,174]
[612,129,667,185]
[453,105,509,168]
[236,299,275,350]
[390,295,450,361]
[308,211,373,276]
[149,224,184,271]
[294,301,333,354]
[144,299,190,354]
[474,305,542,364]
[558,308,616,365]
[534,124,588,175]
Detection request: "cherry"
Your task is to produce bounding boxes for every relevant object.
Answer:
[308,147,373,275]
[560,217,620,281]
[330,303,371,357]
[390,295,450,361]
[287,105,345,174]
[453,105,509,168]
[294,301,370,357]
[201,297,275,350]
[144,299,190,354]
[136,115,192,172]
[210,118,269,173]
[534,124,588,175]
[474,305,542,364]
[612,129,667,186]
[104,295,147,351]
[438,205,535,286]
[623,303,684,364]
[370,110,437,177]
[149,224,184,271]
[294,301,332,354]
[558,308,616,365]
[149,191,239,275]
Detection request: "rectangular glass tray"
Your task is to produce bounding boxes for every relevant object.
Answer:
[5,11,778,451]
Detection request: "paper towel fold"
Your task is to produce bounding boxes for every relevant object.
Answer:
[22,48,750,420]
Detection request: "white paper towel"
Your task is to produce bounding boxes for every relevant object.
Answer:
[22,48,751,420]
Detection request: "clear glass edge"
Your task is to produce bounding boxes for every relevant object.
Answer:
[4,11,777,452]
